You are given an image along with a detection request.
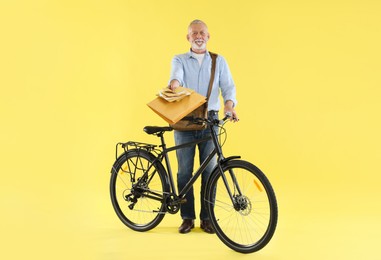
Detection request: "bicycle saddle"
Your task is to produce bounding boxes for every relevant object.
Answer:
[143,126,173,135]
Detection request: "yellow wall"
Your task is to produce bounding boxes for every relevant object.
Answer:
[1,0,380,259]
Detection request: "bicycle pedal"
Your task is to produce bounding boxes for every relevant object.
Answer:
[179,198,187,204]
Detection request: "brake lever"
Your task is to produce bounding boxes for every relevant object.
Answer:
[222,112,232,122]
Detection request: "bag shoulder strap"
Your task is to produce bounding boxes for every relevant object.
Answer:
[206,52,218,101]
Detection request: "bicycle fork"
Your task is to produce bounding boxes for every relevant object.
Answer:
[209,124,244,210]
[215,159,247,209]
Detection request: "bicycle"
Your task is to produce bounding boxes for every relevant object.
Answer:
[110,114,278,253]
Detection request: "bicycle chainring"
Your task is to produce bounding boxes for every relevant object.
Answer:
[165,194,182,214]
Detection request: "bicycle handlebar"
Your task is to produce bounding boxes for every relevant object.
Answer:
[191,112,234,127]
[208,112,232,126]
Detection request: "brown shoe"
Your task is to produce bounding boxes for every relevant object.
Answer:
[178,219,194,234]
[200,220,215,234]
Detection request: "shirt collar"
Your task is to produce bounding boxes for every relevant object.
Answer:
[187,49,210,59]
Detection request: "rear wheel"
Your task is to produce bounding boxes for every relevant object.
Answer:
[110,150,168,231]
[206,160,277,253]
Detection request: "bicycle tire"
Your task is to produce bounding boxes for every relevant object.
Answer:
[205,160,278,253]
[110,149,169,232]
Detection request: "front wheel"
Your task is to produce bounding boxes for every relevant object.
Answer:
[110,149,168,232]
[205,160,278,253]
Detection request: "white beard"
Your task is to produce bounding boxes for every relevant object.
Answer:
[191,40,207,51]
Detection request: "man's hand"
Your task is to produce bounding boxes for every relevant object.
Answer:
[169,79,180,91]
[224,100,239,122]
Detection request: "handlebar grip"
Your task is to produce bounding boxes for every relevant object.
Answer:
[222,112,232,121]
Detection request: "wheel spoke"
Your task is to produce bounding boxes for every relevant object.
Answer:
[110,150,167,231]
[206,160,277,253]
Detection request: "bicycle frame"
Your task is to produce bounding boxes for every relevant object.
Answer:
[161,134,217,200]
[147,120,240,207]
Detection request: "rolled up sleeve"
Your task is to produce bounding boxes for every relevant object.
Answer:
[169,56,184,86]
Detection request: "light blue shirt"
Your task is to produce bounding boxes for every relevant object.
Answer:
[169,50,237,111]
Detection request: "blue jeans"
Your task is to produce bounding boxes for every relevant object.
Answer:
[174,114,218,221]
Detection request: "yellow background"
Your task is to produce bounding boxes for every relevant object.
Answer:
[1,0,380,259]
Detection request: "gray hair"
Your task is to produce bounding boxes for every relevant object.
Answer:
[188,19,208,32]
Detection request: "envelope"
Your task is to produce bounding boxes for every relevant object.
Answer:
[147,90,206,124]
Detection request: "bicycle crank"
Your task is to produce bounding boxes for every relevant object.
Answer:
[165,194,186,214]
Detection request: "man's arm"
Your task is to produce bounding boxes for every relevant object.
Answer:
[219,56,238,121]
[168,56,183,91]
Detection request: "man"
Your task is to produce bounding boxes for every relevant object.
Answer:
[169,19,238,234]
